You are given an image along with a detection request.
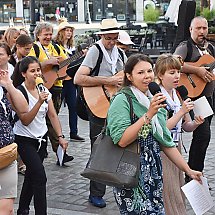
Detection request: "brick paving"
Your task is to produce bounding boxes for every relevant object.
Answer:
[14,106,215,215]
[0,21,214,215]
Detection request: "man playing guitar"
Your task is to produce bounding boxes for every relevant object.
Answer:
[28,22,74,165]
[74,18,127,208]
[174,16,215,183]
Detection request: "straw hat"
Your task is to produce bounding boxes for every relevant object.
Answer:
[95,18,120,35]
[117,30,134,45]
[58,17,74,32]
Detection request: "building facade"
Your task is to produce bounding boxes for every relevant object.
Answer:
[0,0,146,23]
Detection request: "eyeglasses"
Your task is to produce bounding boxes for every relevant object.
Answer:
[104,36,118,42]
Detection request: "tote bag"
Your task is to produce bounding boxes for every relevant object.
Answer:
[81,93,140,188]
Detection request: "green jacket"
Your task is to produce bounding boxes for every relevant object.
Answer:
[106,87,175,148]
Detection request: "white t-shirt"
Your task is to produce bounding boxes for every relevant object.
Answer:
[13,83,52,139]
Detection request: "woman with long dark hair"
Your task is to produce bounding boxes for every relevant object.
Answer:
[12,56,68,215]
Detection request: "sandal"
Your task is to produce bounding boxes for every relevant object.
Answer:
[18,164,26,175]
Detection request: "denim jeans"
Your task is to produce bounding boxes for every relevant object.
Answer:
[62,80,78,135]
[16,134,47,215]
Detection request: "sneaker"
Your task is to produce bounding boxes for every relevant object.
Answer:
[89,196,106,208]
[56,153,74,166]
[70,134,85,142]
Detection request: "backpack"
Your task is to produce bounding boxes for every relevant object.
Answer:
[12,85,29,125]
[185,39,215,62]
[76,44,125,121]
[33,41,61,59]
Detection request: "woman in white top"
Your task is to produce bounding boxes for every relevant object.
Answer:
[12,56,68,215]
[155,54,204,215]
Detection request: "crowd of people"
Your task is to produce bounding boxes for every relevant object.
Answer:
[0,15,214,215]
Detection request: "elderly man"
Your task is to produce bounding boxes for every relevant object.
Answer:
[174,16,215,182]
[74,18,127,208]
[28,22,73,165]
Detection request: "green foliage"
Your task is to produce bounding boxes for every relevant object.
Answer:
[200,8,215,21]
[208,26,215,34]
[144,7,160,22]
[195,5,201,16]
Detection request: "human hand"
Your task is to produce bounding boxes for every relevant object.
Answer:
[181,98,194,114]
[47,56,61,65]
[196,67,214,82]
[193,116,204,125]
[59,137,68,151]
[147,93,166,117]
[0,70,12,88]
[109,75,123,87]
[38,91,49,104]
[186,169,202,184]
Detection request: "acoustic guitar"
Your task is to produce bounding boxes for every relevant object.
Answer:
[82,71,124,119]
[179,54,215,98]
[42,51,83,89]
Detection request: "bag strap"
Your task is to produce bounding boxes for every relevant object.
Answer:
[13,85,29,123]
[123,93,134,123]
[102,92,134,133]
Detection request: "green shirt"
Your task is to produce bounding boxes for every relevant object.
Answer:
[106,87,175,148]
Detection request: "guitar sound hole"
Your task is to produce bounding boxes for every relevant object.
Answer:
[53,65,60,72]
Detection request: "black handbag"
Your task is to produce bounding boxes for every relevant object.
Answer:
[81,94,140,188]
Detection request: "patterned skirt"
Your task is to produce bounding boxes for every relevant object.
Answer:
[113,133,165,215]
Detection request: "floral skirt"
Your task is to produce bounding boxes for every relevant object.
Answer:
[113,133,165,215]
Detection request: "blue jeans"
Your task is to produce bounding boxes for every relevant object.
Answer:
[62,80,78,135]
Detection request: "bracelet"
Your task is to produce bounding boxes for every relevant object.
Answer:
[145,114,151,123]
[58,135,65,139]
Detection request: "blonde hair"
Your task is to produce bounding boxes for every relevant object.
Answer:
[3,27,20,48]
[154,54,183,83]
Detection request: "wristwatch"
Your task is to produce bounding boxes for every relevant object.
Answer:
[58,135,65,139]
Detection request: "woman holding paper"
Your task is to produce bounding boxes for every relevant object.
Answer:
[12,56,68,215]
[106,53,203,215]
[155,54,204,215]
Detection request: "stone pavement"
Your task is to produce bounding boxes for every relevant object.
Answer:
[14,106,215,215]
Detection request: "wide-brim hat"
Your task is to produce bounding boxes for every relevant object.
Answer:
[117,30,134,45]
[58,21,74,33]
[95,18,120,35]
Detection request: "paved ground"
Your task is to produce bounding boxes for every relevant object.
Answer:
[0,21,214,215]
[14,106,215,215]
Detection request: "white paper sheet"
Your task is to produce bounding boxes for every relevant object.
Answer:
[193,96,214,119]
[181,176,214,215]
[57,145,64,166]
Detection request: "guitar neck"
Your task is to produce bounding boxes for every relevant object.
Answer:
[59,51,83,69]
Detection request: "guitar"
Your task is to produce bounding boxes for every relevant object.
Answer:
[42,51,83,89]
[82,71,124,119]
[179,54,215,98]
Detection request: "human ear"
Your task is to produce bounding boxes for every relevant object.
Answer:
[126,73,133,82]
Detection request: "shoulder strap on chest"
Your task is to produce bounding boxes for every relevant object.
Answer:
[33,43,40,59]
[90,43,103,76]
[17,85,29,103]
[185,39,193,62]
[207,43,215,57]
[13,85,29,123]
[51,41,61,55]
